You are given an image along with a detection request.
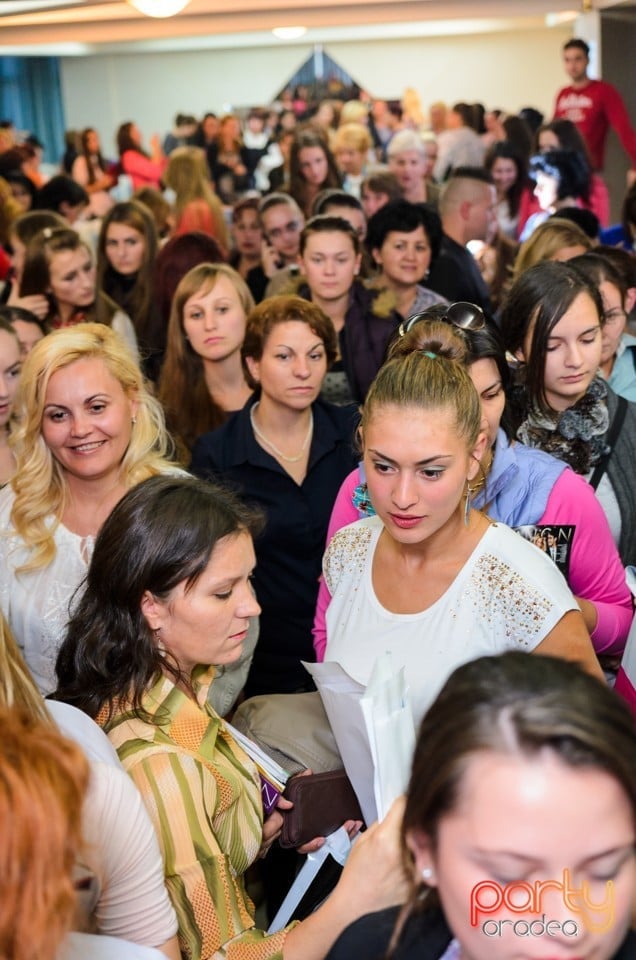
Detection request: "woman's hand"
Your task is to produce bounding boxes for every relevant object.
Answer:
[257,794,291,859]
[297,820,363,855]
[333,796,409,915]
[7,290,49,320]
[261,240,281,278]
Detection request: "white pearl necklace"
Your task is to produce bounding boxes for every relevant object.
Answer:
[249,401,314,463]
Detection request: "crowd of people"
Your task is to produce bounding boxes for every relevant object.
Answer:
[0,34,635,960]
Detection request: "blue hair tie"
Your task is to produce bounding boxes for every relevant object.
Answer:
[423,351,438,359]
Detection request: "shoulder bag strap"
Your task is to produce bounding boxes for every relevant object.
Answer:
[589,396,628,491]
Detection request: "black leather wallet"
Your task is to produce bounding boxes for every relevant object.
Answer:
[279,769,364,848]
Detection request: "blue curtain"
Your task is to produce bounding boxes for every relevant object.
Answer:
[0,56,65,164]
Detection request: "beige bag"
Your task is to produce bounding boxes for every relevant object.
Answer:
[232,691,342,776]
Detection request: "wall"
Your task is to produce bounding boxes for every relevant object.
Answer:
[600,4,636,219]
[60,24,571,154]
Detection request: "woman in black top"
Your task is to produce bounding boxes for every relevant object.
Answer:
[327,651,636,960]
[191,295,358,695]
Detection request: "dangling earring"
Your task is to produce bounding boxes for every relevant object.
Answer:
[464,484,471,526]
[153,627,164,652]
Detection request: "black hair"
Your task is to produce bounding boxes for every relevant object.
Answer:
[365,200,442,263]
[54,474,263,721]
[32,176,88,214]
[448,166,494,186]
[530,150,590,203]
[312,189,364,216]
[500,260,603,415]
[549,206,599,239]
[563,37,590,57]
[570,251,627,305]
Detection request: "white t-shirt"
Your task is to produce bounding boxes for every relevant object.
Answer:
[324,517,578,723]
[59,932,166,960]
[47,701,178,945]
[0,486,94,694]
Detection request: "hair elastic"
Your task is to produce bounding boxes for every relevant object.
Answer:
[422,351,438,360]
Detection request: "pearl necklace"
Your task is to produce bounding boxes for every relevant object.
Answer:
[249,401,314,463]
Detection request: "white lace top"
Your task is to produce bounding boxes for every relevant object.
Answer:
[0,486,94,694]
[323,517,578,724]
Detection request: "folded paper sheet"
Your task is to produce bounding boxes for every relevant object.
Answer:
[303,654,415,825]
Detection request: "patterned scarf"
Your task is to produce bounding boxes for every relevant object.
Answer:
[516,376,610,475]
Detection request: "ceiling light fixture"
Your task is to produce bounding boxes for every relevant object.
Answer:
[272,26,307,40]
[127,0,191,17]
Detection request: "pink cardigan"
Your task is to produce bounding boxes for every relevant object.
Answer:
[121,150,167,191]
[313,466,632,660]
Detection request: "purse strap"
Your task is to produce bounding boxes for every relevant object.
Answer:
[589,395,627,491]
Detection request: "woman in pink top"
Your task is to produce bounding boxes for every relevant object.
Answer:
[314,304,631,661]
[117,121,167,192]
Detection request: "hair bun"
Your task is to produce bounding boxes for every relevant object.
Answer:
[389,319,469,365]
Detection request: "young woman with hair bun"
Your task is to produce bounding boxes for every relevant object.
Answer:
[320,303,632,662]
[314,313,602,724]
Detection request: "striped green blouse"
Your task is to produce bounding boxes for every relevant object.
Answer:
[101,666,290,960]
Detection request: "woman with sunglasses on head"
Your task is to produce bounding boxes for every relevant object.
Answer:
[502,260,636,570]
[318,301,631,662]
[313,313,602,725]
[326,651,636,960]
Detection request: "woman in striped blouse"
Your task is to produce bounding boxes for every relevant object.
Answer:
[55,473,407,960]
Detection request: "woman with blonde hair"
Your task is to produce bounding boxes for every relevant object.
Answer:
[314,316,601,725]
[0,322,177,694]
[164,146,228,251]
[158,262,254,453]
[511,215,592,282]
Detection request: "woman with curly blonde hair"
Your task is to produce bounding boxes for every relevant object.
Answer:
[158,262,254,453]
[0,322,178,694]
[164,146,228,252]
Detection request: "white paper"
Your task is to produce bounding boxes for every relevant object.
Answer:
[360,656,416,820]
[302,660,378,825]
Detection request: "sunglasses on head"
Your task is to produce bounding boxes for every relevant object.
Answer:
[398,301,486,338]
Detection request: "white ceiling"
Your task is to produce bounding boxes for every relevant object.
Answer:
[0,0,628,55]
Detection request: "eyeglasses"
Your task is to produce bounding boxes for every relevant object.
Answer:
[603,308,627,326]
[398,301,486,338]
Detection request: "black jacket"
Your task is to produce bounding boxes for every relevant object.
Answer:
[190,397,359,696]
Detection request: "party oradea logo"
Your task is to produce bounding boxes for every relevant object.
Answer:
[470,870,614,937]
